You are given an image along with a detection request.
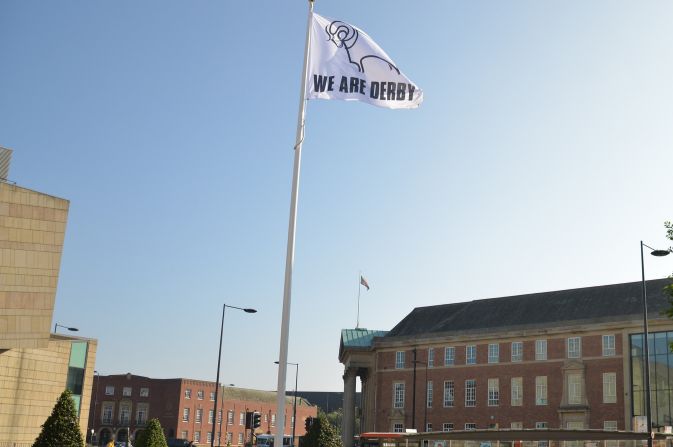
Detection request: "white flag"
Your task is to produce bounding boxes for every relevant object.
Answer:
[306,13,423,109]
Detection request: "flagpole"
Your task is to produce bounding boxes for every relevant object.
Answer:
[356,271,361,328]
[275,3,313,447]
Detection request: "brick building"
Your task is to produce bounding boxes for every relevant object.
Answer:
[339,279,673,447]
[89,373,317,445]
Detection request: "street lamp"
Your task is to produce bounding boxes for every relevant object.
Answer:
[275,361,299,447]
[413,359,428,432]
[211,304,257,447]
[54,323,79,333]
[218,383,235,447]
[640,241,670,447]
[90,370,100,446]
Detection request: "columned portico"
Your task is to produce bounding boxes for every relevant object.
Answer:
[339,328,388,447]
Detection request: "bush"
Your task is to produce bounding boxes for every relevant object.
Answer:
[33,389,84,447]
[135,418,168,447]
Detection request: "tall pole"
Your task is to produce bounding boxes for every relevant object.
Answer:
[212,304,226,447]
[641,241,653,447]
[275,4,313,447]
[411,348,417,431]
[356,272,362,328]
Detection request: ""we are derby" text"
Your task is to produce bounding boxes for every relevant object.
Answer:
[312,74,418,102]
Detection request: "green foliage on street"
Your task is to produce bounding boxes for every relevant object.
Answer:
[32,389,84,447]
[303,412,343,447]
[134,418,168,447]
[664,222,673,318]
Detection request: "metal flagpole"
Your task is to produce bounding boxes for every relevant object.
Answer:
[275,3,313,447]
[356,271,361,328]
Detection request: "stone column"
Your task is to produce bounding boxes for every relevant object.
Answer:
[360,371,368,434]
[342,368,357,447]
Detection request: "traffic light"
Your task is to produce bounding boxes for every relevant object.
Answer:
[305,416,313,432]
[253,411,261,429]
[245,411,254,429]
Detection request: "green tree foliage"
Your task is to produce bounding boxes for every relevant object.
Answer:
[664,221,673,308]
[33,389,84,447]
[134,418,168,447]
[303,412,343,447]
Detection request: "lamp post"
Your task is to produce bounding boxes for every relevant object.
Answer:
[54,323,79,333]
[218,383,235,446]
[640,241,670,447]
[211,304,257,447]
[275,361,299,447]
[413,359,428,432]
[90,370,100,446]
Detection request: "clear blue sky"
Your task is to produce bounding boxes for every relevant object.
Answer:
[1,1,672,392]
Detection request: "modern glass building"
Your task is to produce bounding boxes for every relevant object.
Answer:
[631,331,673,429]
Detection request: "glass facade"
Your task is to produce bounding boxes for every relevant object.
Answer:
[630,331,673,428]
[66,341,88,416]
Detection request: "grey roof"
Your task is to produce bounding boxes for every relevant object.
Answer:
[341,328,389,348]
[386,278,673,339]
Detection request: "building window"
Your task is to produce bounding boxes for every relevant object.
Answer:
[465,379,476,407]
[604,421,617,431]
[443,381,454,407]
[511,422,523,429]
[428,348,435,367]
[119,404,131,425]
[185,389,192,399]
[426,423,433,432]
[536,422,547,429]
[271,414,276,427]
[535,339,547,361]
[427,381,433,408]
[445,347,455,366]
[603,335,616,356]
[511,342,523,362]
[181,431,188,439]
[442,423,454,432]
[197,390,204,400]
[207,432,212,444]
[183,408,190,422]
[465,423,476,431]
[488,344,499,363]
[105,386,115,396]
[209,409,214,424]
[393,423,404,433]
[568,373,582,404]
[488,378,499,406]
[535,376,547,405]
[567,337,581,358]
[140,387,149,397]
[466,345,476,364]
[239,412,245,425]
[227,410,234,425]
[511,377,523,406]
[210,391,215,401]
[102,403,114,424]
[603,372,616,403]
[396,351,405,369]
[194,431,201,443]
[196,408,203,423]
[394,382,405,408]
[123,387,132,397]
[227,433,233,444]
[136,404,148,425]
[238,433,244,445]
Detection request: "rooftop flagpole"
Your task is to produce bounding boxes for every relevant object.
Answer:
[275,2,313,447]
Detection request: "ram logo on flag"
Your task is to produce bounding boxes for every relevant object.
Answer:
[306,13,423,109]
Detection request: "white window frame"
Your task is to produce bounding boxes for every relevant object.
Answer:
[567,337,581,358]
[396,351,405,369]
[238,433,244,445]
[428,348,435,367]
[443,380,454,407]
[488,344,499,363]
[442,423,454,432]
[194,431,201,443]
[196,408,202,423]
[568,373,582,404]
[426,423,433,432]
[535,339,547,361]
[183,408,190,422]
[394,382,405,408]
[488,378,499,406]
[227,410,234,425]
[445,347,455,366]
[393,423,404,433]
[427,380,433,408]
[465,379,476,407]
[197,390,204,400]
[511,377,522,406]
[139,387,149,397]
[185,389,192,399]
[105,386,115,396]
[511,422,523,429]
[602,335,616,356]
[122,387,132,397]
[465,423,476,431]
[511,342,523,362]
[239,411,245,425]
[536,422,548,429]
[209,409,214,424]
[535,376,547,405]
[604,421,617,431]
[603,372,616,403]
[466,345,477,364]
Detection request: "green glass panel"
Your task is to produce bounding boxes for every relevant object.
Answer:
[69,342,87,368]
[71,394,81,417]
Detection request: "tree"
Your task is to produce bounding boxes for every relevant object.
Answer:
[664,221,673,312]
[303,412,343,447]
[33,389,84,447]
[134,418,168,447]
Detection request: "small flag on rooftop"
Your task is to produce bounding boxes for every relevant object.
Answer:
[360,275,370,291]
[306,13,423,109]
